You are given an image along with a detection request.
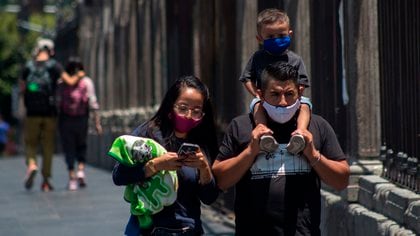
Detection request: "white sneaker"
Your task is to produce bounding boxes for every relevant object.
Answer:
[68,179,78,191]
[77,170,86,188]
[286,134,306,155]
[259,135,279,153]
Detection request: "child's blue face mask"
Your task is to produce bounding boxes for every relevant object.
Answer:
[263,36,291,56]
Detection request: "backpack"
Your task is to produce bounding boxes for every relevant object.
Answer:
[24,60,56,114]
[59,77,89,116]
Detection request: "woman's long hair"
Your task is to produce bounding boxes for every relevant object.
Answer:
[146,76,218,161]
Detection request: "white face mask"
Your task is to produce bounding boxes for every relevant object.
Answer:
[262,99,301,124]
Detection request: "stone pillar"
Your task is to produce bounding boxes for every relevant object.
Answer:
[354,0,381,159]
[344,0,383,204]
[237,0,258,112]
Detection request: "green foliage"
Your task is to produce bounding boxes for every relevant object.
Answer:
[29,12,55,37]
[0,12,23,95]
[0,11,55,95]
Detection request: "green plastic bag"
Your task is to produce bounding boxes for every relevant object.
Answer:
[108,135,178,228]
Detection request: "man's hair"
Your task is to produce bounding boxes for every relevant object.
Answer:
[257,8,290,35]
[260,62,299,91]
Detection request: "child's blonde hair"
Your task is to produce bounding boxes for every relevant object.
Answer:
[257,8,290,35]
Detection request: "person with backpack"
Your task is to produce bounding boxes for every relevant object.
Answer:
[20,38,78,192]
[58,58,102,191]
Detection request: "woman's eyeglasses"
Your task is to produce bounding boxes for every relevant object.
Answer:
[173,104,205,119]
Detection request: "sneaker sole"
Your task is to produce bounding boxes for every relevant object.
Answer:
[286,135,306,155]
[260,135,279,153]
[24,169,37,190]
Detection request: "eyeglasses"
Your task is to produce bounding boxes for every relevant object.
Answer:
[173,104,205,119]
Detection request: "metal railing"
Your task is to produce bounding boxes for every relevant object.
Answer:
[380,146,420,193]
[378,0,420,159]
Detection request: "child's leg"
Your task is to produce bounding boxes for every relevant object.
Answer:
[252,102,279,152]
[287,98,312,155]
[253,102,267,126]
[296,103,311,133]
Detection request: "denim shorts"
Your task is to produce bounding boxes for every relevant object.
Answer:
[150,226,196,236]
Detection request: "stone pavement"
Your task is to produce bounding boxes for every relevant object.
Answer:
[0,154,234,236]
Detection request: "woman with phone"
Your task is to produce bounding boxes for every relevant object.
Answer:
[112,75,219,236]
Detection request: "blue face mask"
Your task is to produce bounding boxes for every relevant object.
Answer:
[263,36,291,56]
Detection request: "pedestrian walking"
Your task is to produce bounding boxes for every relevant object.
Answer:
[112,76,219,236]
[58,57,102,191]
[213,62,350,235]
[20,38,77,191]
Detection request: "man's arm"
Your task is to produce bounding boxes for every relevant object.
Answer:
[212,146,256,191]
[60,71,78,86]
[19,66,30,94]
[300,129,350,190]
[212,124,272,191]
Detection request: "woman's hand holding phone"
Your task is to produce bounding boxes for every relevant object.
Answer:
[178,143,208,169]
[177,143,213,185]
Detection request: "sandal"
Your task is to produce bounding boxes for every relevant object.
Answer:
[24,166,38,190]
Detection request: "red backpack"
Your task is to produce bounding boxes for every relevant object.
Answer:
[59,77,89,116]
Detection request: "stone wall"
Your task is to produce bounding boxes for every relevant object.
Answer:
[321,175,420,236]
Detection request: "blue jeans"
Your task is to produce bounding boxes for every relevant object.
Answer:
[124,215,199,236]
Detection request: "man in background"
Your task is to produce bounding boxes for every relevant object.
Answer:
[20,38,77,192]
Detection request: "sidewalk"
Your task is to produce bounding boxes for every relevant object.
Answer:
[0,154,234,235]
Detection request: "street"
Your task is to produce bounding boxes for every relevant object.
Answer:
[0,155,234,236]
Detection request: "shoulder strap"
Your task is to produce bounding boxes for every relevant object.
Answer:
[46,59,56,67]
[26,60,35,72]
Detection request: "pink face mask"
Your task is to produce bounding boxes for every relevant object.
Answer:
[172,112,202,133]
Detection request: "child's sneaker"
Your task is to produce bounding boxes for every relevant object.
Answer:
[68,179,78,191]
[259,135,279,153]
[77,170,86,188]
[286,134,306,155]
[24,165,38,190]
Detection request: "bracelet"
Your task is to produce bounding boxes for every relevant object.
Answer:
[310,152,321,167]
[145,159,157,176]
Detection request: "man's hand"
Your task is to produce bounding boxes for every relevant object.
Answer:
[250,124,274,156]
[297,129,318,162]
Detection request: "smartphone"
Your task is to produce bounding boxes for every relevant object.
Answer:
[177,143,200,159]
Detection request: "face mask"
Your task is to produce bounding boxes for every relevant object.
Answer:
[172,112,202,133]
[263,36,291,56]
[262,99,301,124]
